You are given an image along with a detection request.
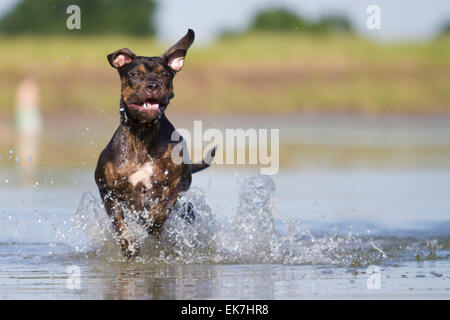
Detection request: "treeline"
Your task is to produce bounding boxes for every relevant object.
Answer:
[440,22,450,36]
[0,0,156,35]
[1,2,449,38]
[222,8,353,37]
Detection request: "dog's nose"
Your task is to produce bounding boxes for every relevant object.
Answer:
[146,82,160,93]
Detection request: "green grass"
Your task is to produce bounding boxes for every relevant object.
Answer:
[0,33,449,115]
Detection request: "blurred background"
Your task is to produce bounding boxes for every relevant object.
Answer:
[0,0,449,223]
[0,1,449,300]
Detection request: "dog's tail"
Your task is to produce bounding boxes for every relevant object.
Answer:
[192,146,216,174]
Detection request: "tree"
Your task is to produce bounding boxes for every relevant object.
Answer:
[249,8,309,32]
[247,8,353,34]
[440,21,450,36]
[0,0,156,35]
[313,15,353,34]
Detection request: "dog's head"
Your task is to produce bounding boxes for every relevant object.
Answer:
[108,29,194,123]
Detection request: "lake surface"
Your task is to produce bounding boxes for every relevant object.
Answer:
[0,115,449,299]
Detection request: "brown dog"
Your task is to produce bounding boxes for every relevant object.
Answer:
[95,29,214,259]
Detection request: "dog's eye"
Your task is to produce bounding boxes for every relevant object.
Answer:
[163,72,172,79]
[130,72,140,78]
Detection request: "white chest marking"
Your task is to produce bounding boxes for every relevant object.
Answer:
[128,162,153,188]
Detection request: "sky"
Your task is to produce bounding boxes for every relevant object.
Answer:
[1,0,450,44]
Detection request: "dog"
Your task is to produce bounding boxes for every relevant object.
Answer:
[95,29,214,259]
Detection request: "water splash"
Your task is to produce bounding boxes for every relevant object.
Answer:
[68,175,447,267]
[69,192,114,252]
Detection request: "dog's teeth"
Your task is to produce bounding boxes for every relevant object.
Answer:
[142,102,159,110]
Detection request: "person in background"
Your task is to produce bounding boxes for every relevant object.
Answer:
[14,75,42,184]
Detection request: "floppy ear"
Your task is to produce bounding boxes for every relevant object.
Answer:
[161,29,195,72]
[107,48,136,69]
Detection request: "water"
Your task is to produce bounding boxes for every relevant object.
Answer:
[0,169,449,299]
[0,114,449,299]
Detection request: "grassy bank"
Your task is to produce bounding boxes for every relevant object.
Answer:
[0,33,449,115]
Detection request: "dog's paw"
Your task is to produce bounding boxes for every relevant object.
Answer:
[120,239,140,260]
[124,249,140,260]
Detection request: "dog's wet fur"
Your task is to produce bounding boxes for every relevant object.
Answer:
[95,29,213,259]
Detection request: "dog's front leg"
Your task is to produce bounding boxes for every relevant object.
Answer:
[103,198,140,259]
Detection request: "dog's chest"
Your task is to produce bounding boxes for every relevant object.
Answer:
[128,161,154,189]
[117,154,182,193]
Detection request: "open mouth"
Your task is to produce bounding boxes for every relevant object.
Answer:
[140,99,160,111]
[128,99,165,112]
